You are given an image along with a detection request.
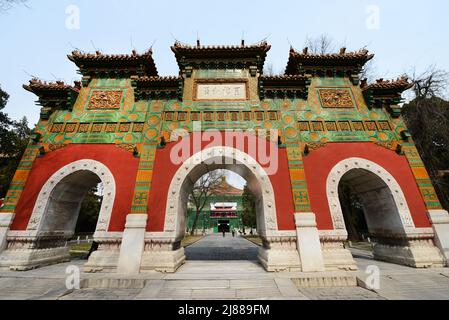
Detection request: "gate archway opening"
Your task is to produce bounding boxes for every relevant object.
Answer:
[0,159,117,271]
[325,157,441,268]
[154,146,286,271]
[337,168,406,246]
[39,170,104,261]
[40,171,101,236]
[176,163,268,263]
[183,169,260,261]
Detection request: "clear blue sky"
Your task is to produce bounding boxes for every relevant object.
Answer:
[2,0,447,189]
[1,0,448,125]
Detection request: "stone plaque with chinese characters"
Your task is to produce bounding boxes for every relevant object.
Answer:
[196,83,247,100]
[87,90,124,110]
[318,89,354,108]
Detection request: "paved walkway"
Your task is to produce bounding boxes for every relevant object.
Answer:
[0,235,448,300]
[185,233,259,260]
[353,248,449,300]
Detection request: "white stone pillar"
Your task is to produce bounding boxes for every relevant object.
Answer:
[294,213,325,272]
[117,214,147,274]
[428,210,449,266]
[0,213,14,253]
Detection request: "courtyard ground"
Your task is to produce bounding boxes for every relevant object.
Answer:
[0,234,448,300]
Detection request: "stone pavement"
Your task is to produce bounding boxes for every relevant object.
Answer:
[353,248,449,300]
[185,233,259,260]
[0,235,448,300]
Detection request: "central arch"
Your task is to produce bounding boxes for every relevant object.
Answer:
[141,145,301,273]
[164,146,279,242]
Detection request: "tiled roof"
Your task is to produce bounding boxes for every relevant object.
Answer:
[68,49,158,76]
[259,75,310,99]
[133,76,181,84]
[259,75,311,82]
[68,49,153,61]
[23,78,80,94]
[361,76,414,92]
[210,177,243,196]
[171,41,271,55]
[171,41,271,72]
[286,47,374,75]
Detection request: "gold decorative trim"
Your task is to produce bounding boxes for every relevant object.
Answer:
[318,89,354,108]
[116,143,137,154]
[47,144,68,152]
[307,142,327,151]
[375,141,397,151]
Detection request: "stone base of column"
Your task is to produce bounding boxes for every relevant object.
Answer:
[140,248,185,273]
[258,236,301,272]
[320,235,357,271]
[0,236,70,271]
[0,213,14,253]
[428,210,449,266]
[83,250,120,273]
[139,235,185,273]
[83,234,122,273]
[372,234,445,268]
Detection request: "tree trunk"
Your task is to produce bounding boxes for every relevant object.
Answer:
[190,209,201,236]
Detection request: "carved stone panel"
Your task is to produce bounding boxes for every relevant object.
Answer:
[194,82,247,101]
[318,89,354,108]
[87,90,124,110]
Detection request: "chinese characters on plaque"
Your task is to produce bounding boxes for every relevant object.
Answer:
[196,83,246,100]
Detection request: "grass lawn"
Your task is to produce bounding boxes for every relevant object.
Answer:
[68,235,205,258]
[181,235,205,247]
[69,242,92,259]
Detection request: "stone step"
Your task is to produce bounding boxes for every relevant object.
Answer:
[291,272,358,288]
[80,278,147,289]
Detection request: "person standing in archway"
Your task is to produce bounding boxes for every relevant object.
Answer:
[222,229,226,237]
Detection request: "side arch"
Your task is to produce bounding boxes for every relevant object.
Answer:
[26,159,116,236]
[326,157,416,234]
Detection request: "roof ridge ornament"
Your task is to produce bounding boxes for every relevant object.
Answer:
[362,76,414,91]
[285,46,375,76]
[67,47,158,78]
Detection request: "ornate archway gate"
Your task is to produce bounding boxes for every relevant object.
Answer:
[1,42,448,273]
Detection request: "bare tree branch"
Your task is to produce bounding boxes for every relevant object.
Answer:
[188,169,225,235]
[409,65,449,100]
[402,65,449,210]
[0,0,29,12]
[359,59,377,83]
[304,34,335,54]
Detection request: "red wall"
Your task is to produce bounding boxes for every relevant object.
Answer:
[302,142,431,230]
[10,144,139,232]
[12,141,426,234]
[147,132,296,231]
